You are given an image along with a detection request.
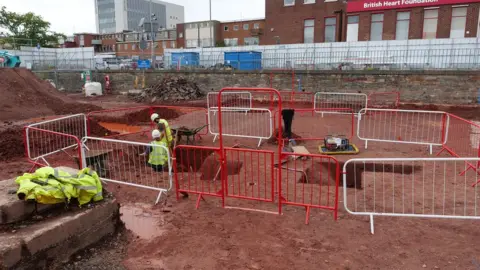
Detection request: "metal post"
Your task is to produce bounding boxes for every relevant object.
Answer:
[150,0,155,69]
[210,0,213,48]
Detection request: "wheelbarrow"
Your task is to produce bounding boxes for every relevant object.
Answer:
[171,125,208,145]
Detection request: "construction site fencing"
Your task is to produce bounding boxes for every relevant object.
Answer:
[208,107,273,148]
[24,126,84,170]
[343,157,480,234]
[357,109,447,154]
[24,114,87,168]
[165,38,480,71]
[82,136,172,204]
[314,92,368,114]
[368,91,400,109]
[279,152,340,224]
[207,92,252,110]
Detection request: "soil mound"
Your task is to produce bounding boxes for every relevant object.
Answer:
[0,68,101,121]
[0,126,24,161]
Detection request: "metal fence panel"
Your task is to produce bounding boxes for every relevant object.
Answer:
[314,92,368,114]
[343,158,480,234]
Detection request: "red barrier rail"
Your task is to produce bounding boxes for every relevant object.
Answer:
[368,91,400,109]
[279,152,340,224]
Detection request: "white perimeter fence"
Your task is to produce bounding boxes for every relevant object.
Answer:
[82,137,172,204]
[343,158,480,234]
[208,108,273,147]
[356,109,446,154]
[314,92,368,115]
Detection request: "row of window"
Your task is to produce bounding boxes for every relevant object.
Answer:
[224,23,261,31]
[224,37,260,46]
[117,41,176,51]
[303,7,468,43]
[285,0,337,6]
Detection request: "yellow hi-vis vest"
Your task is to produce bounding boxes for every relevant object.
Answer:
[148,140,168,166]
[158,119,173,146]
[15,167,103,206]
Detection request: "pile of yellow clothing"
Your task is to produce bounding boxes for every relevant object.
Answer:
[15,167,103,206]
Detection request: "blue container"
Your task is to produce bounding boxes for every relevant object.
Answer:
[171,52,200,67]
[224,51,262,71]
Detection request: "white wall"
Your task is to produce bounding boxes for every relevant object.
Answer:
[165,38,480,70]
[162,0,185,29]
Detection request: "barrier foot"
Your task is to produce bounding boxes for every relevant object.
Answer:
[195,194,204,209]
[154,191,163,205]
[436,147,446,157]
[305,206,311,225]
[369,214,375,235]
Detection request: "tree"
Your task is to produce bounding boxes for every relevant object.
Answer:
[0,6,66,48]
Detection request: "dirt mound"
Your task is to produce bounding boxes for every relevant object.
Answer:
[0,126,25,161]
[0,68,101,121]
[132,76,205,103]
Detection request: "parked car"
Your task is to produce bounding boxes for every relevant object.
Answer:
[120,59,133,70]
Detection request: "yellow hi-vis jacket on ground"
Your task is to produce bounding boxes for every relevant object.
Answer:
[15,167,103,206]
[148,140,168,166]
[157,119,173,146]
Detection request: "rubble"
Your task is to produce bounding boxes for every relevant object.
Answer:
[132,76,205,103]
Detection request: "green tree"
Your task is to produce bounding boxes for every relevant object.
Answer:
[0,6,65,48]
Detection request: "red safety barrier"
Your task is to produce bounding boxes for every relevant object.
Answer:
[368,91,400,109]
[273,108,355,142]
[437,113,480,180]
[279,152,340,224]
[24,126,83,172]
[173,145,224,208]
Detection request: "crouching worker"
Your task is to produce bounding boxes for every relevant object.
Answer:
[140,130,168,172]
[150,113,173,147]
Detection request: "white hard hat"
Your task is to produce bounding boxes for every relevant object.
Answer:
[150,113,159,122]
[152,129,161,139]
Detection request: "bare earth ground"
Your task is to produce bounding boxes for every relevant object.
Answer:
[3,94,480,270]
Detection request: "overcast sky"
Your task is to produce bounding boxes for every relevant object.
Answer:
[0,0,265,35]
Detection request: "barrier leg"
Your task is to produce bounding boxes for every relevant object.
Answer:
[257,138,263,148]
[213,134,218,143]
[195,194,204,209]
[370,214,375,235]
[155,191,163,205]
[365,140,368,149]
[305,206,311,225]
[429,144,433,155]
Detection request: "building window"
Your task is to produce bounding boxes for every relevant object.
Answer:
[179,32,183,38]
[162,41,166,49]
[244,37,260,45]
[422,9,438,39]
[304,19,314,43]
[304,0,315,3]
[347,15,359,42]
[224,38,238,46]
[284,0,295,6]
[171,41,176,48]
[450,7,467,38]
[324,17,336,42]
[243,24,249,30]
[254,23,260,29]
[396,12,410,40]
[371,14,384,41]
[234,25,239,31]
[224,26,229,31]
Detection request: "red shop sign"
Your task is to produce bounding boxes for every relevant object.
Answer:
[347,0,478,12]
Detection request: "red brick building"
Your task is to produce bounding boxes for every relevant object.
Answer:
[263,0,480,45]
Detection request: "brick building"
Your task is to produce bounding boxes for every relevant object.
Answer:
[176,19,266,48]
[264,0,480,45]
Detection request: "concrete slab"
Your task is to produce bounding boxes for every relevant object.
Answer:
[0,167,80,225]
[0,198,119,269]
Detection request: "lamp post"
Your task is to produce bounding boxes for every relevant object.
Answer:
[209,0,213,47]
[149,0,158,68]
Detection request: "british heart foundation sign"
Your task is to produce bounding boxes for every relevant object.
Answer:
[347,0,478,12]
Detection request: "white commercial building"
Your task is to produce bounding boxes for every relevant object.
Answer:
[94,0,184,34]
